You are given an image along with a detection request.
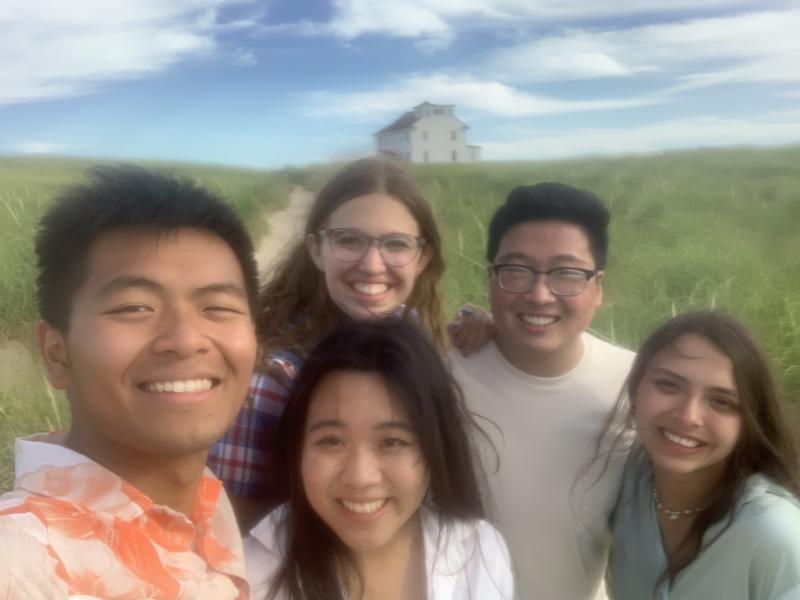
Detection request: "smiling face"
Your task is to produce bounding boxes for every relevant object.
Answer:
[633,334,742,481]
[307,193,430,321]
[489,220,603,376]
[300,370,429,555]
[37,227,257,458]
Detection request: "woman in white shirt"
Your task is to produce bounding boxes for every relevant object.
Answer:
[245,318,514,600]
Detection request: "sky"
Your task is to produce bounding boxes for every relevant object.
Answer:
[2,0,800,168]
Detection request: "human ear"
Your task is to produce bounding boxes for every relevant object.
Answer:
[306,233,324,271]
[594,270,604,306]
[414,245,433,276]
[36,320,71,390]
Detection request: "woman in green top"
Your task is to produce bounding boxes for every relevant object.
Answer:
[608,310,800,599]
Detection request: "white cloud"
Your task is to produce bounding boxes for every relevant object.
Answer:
[479,112,800,160]
[305,73,659,119]
[0,0,256,105]
[12,141,65,154]
[322,0,781,47]
[483,9,800,86]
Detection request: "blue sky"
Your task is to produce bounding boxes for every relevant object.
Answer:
[3,0,800,168]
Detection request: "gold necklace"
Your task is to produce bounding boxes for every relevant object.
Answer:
[652,485,706,520]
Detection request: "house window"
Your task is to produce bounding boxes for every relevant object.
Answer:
[452,150,458,162]
[450,130,457,141]
[424,151,429,162]
[422,131,429,141]
[434,108,444,114]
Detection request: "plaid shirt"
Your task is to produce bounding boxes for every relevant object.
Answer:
[207,351,303,499]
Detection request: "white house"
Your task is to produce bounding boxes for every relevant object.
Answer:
[374,102,481,163]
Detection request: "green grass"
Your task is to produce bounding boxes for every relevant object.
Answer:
[3,147,799,492]
[0,156,290,491]
[296,146,800,406]
[408,147,800,406]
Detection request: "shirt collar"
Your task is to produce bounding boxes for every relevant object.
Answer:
[12,432,245,581]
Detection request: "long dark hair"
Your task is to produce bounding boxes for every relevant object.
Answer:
[608,310,799,582]
[256,158,446,354]
[267,318,486,600]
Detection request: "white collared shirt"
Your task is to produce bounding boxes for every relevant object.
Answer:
[245,505,514,599]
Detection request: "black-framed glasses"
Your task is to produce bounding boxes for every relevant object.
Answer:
[490,264,598,296]
[318,228,426,267]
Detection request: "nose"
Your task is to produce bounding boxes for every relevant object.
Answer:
[357,243,387,274]
[673,396,703,428]
[340,446,382,488]
[522,272,555,304]
[151,306,210,357]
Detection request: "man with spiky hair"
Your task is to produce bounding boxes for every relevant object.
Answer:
[0,165,258,598]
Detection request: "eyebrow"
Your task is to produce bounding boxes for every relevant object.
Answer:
[651,367,738,398]
[96,276,248,300]
[192,283,249,300]
[306,419,414,433]
[494,252,589,265]
[330,228,418,238]
[97,275,162,297]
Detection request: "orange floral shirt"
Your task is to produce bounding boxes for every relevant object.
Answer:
[0,433,249,599]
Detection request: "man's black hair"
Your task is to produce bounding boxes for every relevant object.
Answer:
[486,182,610,269]
[35,164,259,330]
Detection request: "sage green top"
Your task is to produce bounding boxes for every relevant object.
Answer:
[611,451,800,600]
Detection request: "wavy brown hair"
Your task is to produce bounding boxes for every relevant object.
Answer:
[256,158,446,354]
[608,310,800,587]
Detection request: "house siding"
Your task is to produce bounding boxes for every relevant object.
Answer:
[375,103,479,163]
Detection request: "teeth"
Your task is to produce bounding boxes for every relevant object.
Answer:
[352,283,389,296]
[341,499,387,514]
[143,379,213,393]
[662,429,701,448]
[520,315,557,326]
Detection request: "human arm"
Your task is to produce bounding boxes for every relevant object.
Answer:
[748,511,800,600]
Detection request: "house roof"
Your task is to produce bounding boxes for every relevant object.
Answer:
[374,111,420,135]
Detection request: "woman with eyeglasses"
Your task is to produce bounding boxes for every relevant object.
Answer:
[208,158,449,529]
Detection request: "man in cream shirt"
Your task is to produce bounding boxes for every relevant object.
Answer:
[451,183,634,599]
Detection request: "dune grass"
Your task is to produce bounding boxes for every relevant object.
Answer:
[409,147,800,407]
[2,147,799,491]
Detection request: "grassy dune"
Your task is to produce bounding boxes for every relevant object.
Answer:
[2,147,799,490]
[0,156,290,490]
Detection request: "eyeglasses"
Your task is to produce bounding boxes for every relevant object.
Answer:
[318,228,426,267]
[490,264,598,296]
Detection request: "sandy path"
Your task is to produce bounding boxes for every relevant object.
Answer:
[255,186,314,276]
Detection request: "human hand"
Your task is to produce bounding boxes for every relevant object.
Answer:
[447,303,495,356]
